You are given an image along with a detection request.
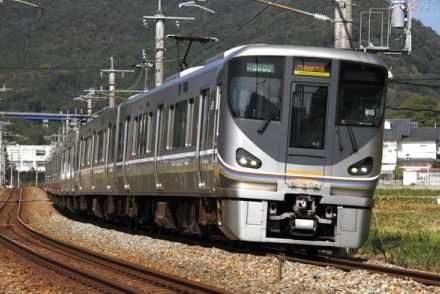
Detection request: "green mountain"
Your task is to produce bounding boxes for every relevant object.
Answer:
[0,0,439,143]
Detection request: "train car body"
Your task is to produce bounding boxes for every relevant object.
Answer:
[46,45,388,250]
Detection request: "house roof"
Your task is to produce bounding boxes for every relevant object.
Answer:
[400,127,440,142]
[384,119,412,141]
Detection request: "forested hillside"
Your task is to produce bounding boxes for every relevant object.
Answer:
[0,0,439,143]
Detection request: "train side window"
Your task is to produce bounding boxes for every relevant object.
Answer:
[117,117,130,162]
[81,139,86,167]
[138,114,149,154]
[78,140,82,168]
[117,123,123,161]
[173,100,187,149]
[65,149,69,172]
[69,146,75,171]
[109,124,116,162]
[185,98,194,147]
[199,88,210,149]
[93,132,99,163]
[102,129,107,162]
[97,130,103,162]
[124,117,130,159]
[146,112,153,153]
[166,105,175,150]
[156,104,165,154]
[132,117,139,155]
[87,136,92,165]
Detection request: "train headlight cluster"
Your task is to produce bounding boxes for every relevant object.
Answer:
[348,157,373,175]
[236,148,262,169]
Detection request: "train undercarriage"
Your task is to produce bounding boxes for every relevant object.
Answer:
[49,193,344,251]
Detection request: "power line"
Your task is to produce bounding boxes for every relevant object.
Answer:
[0,66,102,71]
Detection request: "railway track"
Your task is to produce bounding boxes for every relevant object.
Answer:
[59,199,440,288]
[269,253,440,287]
[0,188,228,294]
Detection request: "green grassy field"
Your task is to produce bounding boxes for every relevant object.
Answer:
[354,189,440,273]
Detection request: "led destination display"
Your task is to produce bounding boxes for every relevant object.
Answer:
[246,63,275,73]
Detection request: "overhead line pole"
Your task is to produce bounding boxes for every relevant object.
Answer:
[100,57,135,108]
[143,0,194,87]
[334,0,353,49]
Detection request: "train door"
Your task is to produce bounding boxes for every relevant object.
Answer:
[154,104,164,189]
[196,88,210,188]
[285,83,329,188]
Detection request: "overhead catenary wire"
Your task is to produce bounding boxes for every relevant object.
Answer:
[142,0,277,65]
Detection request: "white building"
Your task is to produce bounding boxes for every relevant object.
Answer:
[381,119,440,186]
[6,145,53,172]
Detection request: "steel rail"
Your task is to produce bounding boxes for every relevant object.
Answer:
[275,254,440,287]
[0,188,15,210]
[0,188,137,293]
[14,188,228,294]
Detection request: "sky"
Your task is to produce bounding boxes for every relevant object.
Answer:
[412,0,440,34]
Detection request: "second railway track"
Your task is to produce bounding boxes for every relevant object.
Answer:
[267,253,440,287]
[0,188,228,294]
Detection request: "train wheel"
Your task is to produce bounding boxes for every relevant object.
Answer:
[305,248,319,257]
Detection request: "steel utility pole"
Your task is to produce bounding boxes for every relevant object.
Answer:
[334,0,353,49]
[143,0,194,87]
[100,57,135,108]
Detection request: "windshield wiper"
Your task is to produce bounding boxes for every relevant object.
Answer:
[257,110,278,134]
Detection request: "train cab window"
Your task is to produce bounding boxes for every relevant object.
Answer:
[228,56,283,120]
[338,62,387,127]
[290,84,328,149]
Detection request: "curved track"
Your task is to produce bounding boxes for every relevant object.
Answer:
[0,188,228,294]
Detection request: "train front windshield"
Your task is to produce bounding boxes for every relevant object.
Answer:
[228,57,284,120]
[338,62,387,127]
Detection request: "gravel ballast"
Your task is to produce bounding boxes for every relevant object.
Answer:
[15,190,438,294]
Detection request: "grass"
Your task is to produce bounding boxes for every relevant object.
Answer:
[375,188,440,197]
[353,193,440,273]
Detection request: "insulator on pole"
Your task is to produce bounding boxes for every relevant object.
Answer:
[314,13,333,22]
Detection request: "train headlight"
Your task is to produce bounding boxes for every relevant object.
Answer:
[348,157,373,175]
[236,148,262,169]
